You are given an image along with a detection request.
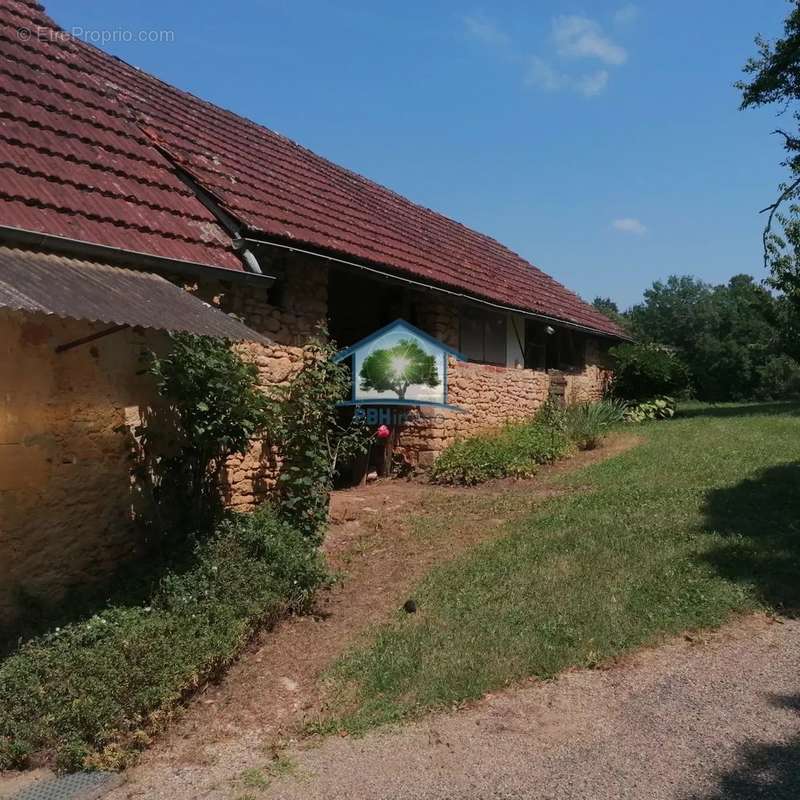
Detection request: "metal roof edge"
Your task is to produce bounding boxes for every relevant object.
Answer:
[0,226,277,288]
[243,235,632,342]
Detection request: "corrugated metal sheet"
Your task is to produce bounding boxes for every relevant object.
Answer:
[0,247,271,344]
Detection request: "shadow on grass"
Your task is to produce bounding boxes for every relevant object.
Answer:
[702,462,800,614]
[689,694,800,799]
[679,402,800,420]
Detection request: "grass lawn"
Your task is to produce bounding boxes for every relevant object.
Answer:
[322,402,800,733]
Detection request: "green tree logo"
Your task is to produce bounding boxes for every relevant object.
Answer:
[359,338,440,399]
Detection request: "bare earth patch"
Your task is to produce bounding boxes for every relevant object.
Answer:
[105,434,641,800]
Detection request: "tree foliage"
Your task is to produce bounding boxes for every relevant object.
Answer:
[738,1,800,303]
[591,297,629,331]
[625,274,800,401]
[608,342,690,401]
[359,338,439,399]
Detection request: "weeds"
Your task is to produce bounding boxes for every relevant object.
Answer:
[0,507,328,771]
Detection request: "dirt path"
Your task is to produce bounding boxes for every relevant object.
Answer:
[107,435,640,800]
[263,614,800,800]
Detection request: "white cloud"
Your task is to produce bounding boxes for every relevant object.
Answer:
[613,4,639,26]
[552,15,627,65]
[612,217,647,235]
[576,69,609,96]
[464,11,630,98]
[526,60,609,97]
[463,14,510,49]
[525,57,568,92]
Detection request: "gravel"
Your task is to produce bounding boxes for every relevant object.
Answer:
[260,615,800,800]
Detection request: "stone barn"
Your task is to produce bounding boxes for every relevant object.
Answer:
[0,0,627,631]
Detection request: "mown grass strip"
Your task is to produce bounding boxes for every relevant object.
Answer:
[322,403,800,734]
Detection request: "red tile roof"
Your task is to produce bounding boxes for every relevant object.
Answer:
[0,0,625,338]
[0,1,242,269]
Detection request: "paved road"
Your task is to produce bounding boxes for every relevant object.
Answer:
[263,615,800,800]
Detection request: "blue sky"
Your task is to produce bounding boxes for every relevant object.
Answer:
[47,1,789,309]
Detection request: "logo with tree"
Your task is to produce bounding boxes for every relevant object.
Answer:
[359,338,440,400]
[333,320,464,407]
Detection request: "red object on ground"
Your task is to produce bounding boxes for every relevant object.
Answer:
[376,425,391,439]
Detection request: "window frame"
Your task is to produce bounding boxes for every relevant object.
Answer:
[458,308,507,366]
[524,322,587,372]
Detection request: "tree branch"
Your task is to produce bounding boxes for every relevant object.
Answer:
[772,127,800,150]
[759,173,800,270]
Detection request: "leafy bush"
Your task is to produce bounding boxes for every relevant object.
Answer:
[141,333,271,531]
[271,333,370,542]
[430,422,571,485]
[534,396,568,433]
[756,354,800,400]
[609,343,690,401]
[623,396,677,423]
[564,399,627,449]
[143,330,368,544]
[0,507,327,771]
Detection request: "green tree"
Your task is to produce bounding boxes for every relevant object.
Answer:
[359,339,439,400]
[591,297,629,331]
[627,273,800,401]
[627,275,711,353]
[739,2,800,303]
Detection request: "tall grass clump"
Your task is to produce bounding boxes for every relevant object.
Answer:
[565,399,627,450]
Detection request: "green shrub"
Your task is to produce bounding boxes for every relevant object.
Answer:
[624,396,677,423]
[564,399,627,449]
[272,333,370,543]
[534,397,568,433]
[430,422,571,485]
[0,507,327,771]
[756,354,800,400]
[142,333,272,532]
[609,343,690,401]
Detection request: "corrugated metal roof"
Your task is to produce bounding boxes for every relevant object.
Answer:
[0,247,271,343]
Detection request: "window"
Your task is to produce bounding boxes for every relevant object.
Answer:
[459,309,507,365]
[523,322,586,371]
[524,321,547,369]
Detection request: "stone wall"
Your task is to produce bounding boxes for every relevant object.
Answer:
[0,309,164,632]
[0,255,327,631]
[0,250,612,630]
[394,317,612,468]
